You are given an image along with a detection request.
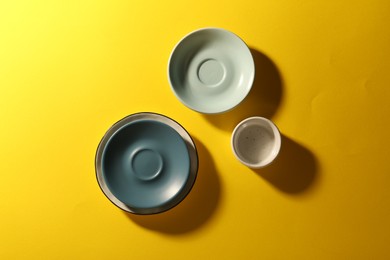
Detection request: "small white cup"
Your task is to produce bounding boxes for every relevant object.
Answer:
[231,117,281,168]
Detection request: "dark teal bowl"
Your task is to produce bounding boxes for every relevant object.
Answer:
[95,113,198,214]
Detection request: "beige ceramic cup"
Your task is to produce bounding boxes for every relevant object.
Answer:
[231,117,281,168]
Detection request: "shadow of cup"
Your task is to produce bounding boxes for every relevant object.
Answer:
[254,135,319,194]
[203,48,283,131]
[126,137,221,234]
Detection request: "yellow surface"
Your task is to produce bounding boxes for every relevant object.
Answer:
[1,0,389,259]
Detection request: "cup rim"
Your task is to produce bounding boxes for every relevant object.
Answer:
[231,116,281,168]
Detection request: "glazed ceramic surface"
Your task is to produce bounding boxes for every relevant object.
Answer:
[95,113,198,214]
[168,28,255,114]
[231,117,281,168]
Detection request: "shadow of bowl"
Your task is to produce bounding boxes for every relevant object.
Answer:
[126,137,221,234]
[254,135,319,194]
[203,48,283,131]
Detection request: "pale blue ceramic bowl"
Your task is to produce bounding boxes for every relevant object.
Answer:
[95,113,198,214]
[168,28,255,114]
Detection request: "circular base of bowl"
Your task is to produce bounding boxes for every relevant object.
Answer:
[130,148,163,181]
[95,112,198,214]
[168,28,255,114]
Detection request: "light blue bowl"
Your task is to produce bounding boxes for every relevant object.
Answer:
[95,113,198,214]
[168,28,255,114]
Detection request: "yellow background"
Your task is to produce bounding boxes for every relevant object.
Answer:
[1,0,389,259]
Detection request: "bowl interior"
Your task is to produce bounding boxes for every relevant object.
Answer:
[232,118,281,167]
[102,119,191,210]
[169,28,254,113]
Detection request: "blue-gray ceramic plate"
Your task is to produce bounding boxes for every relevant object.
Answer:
[95,112,198,214]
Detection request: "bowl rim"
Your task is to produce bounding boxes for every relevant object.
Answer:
[95,112,198,214]
[167,27,255,114]
[231,116,281,168]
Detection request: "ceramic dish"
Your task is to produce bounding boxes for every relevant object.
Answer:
[168,28,255,114]
[231,117,281,168]
[95,112,198,214]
